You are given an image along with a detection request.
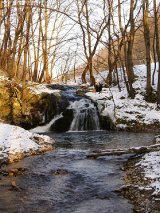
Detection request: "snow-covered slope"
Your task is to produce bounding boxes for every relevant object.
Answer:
[84,64,160,131]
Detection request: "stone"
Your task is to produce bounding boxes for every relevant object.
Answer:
[50,109,74,132]
[100,115,115,130]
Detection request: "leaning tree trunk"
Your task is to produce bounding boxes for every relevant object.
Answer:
[88,57,95,86]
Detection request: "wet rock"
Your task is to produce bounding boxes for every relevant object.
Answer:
[50,109,73,132]
[8,168,26,176]
[76,86,90,96]
[52,169,69,175]
[100,115,115,130]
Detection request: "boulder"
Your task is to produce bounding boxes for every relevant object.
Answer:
[50,109,73,132]
[99,115,115,130]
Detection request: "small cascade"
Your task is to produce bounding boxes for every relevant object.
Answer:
[30,114,63,133]
[69,99,100,131]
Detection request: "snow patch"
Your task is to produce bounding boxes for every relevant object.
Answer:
[30,84,61,95]
[137,150,160,194]
[0,122,54,162]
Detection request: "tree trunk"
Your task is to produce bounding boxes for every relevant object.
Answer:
[125,0,135,99]
[21,0,31,115]
[88,56,95,86]
[153,0,160,107]
[44,0,50,83]
[82,65,88,84]
[106,0,113,86]
[118,0,135,98]
[143,0,152,100]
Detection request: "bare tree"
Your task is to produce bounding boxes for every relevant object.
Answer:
[105,0,114,86]
[153,0,160,107]
[143,0,152,100]
[76,0,108,86]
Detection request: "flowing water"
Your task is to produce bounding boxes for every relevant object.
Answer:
[69,99,100,131]
[31,86,101,133]
[0,131,154,213]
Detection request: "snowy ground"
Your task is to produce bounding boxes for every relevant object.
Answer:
[136,135,160,195]
[83,64,160,131]
[0,123,54,163]
[29,83,61,95]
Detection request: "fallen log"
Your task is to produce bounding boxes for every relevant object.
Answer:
[87,143,160,159]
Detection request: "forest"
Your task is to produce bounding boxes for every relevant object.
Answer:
[0,0,160,104]
[0,1,160,213]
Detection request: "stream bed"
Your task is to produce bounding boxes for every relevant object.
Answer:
[0,131,154,213]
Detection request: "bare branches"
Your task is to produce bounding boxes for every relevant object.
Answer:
[0,0,159,106]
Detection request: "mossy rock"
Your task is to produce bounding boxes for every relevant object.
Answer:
[0,80,70,129]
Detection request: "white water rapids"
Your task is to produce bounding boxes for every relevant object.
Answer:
[69,99,100,131]
[30,114,63,133]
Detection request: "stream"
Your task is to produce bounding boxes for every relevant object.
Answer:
[0,131,154,213]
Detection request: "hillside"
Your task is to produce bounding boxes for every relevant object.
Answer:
[66,63,160,132]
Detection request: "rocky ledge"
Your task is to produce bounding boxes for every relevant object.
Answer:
[0,78,69,129]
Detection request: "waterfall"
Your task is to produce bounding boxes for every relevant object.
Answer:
[30,114,63,133]
[69,99,100,131]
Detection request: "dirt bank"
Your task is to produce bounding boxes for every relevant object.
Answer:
[120,155,160,213]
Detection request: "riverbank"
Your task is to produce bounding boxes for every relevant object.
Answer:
[0,122,54,163]
[121,135,160,213]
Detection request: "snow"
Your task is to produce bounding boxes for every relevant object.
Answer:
[136,135,160,195]
[137,149,160,195]
[29,84,61,95]
[83,64,160,129]
[0,122,54,162]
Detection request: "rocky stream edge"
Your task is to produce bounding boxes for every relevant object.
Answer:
[119,142,160,213]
